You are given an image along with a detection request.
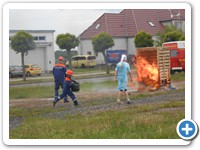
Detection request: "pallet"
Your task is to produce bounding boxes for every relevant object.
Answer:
[136,47,170,88]
[157,47,170,85]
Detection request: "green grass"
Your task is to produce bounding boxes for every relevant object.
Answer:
[72,67,107,74]
[9,86,54,99]
[9,80,118,99]
[9,72,115,85]
[170,71,185,81]
[9,78,54,85]
[9,79,185,100]
[9,100,184,139]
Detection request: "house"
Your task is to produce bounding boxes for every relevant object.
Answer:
[79,9,185,64]
[9,30,55,73]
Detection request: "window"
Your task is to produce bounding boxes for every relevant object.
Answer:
[95,23,100,29]
[72,57,78,61]
[88,56,96,60]
[78,57,86,60]
[73,56,86,61]
[33,36,46,41]
[147,21,155,27]
[32,64,39,68]
[39,36,45,40]
[171,50,178,57]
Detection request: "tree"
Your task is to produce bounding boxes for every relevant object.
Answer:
[11,31,36,81]
[163,31,183,42]
[154,25,184,46]
[179,34,185,41]
[56,33,79,69]
[92,32,114,74]
[134,31,154,48]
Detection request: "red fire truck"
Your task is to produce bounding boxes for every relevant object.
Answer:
[162,41,185,74]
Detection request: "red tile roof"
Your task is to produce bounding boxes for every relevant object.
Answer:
[80,9,185,39]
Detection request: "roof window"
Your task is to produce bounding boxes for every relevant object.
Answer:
[95,23,100,29]
[147,21,155,27]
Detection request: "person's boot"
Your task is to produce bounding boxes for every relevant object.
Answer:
[73,100,79,106]
[53,100,58,107]
[53,96,60,107]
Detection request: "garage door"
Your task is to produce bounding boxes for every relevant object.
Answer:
[24,48,45,72]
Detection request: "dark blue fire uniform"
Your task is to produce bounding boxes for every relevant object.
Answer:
[52,63,67,101]
[53,70,78,107]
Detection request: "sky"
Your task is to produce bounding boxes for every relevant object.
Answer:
[9,9,122,50]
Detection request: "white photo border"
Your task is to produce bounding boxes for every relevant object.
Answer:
[3,2,191,145]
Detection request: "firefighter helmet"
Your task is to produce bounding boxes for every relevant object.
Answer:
[66,70,74,76]
[58,56,64,61]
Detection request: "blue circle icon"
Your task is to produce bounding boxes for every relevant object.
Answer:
[176,119,198,140]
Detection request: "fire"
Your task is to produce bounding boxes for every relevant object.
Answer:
[135,56,160,89]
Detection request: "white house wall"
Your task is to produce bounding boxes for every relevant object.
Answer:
[79,39,93,56]
[79,37,137,64]
[128,37,136,55]
[9,30,55,73]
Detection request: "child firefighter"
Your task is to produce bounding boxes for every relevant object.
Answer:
[53,69,79,107]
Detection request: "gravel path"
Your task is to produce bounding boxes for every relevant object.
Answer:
[43,91,185,118]
[9,82,185,130]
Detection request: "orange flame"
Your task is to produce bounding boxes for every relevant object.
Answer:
[135,56,160,89]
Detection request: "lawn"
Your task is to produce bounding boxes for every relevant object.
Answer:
[9,71,185,139]
[9,100,184,139]
[9,80,118,99]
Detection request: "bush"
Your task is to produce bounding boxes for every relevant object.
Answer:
[134,31,154,48]
[163,31,184,42]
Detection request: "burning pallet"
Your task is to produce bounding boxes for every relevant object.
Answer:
[135,47,170,90]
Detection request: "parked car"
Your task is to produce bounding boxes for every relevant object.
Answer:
[24,64,42,76]
[66,55,96,68]
[9,65,23,78]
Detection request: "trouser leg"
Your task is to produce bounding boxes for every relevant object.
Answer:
[59,82,78,106]
[54,82,60,100]
[65,89,78,106]
[61,82,69,102]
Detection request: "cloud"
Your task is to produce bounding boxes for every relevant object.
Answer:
[9,9,122,50]
[9,9,122,36]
